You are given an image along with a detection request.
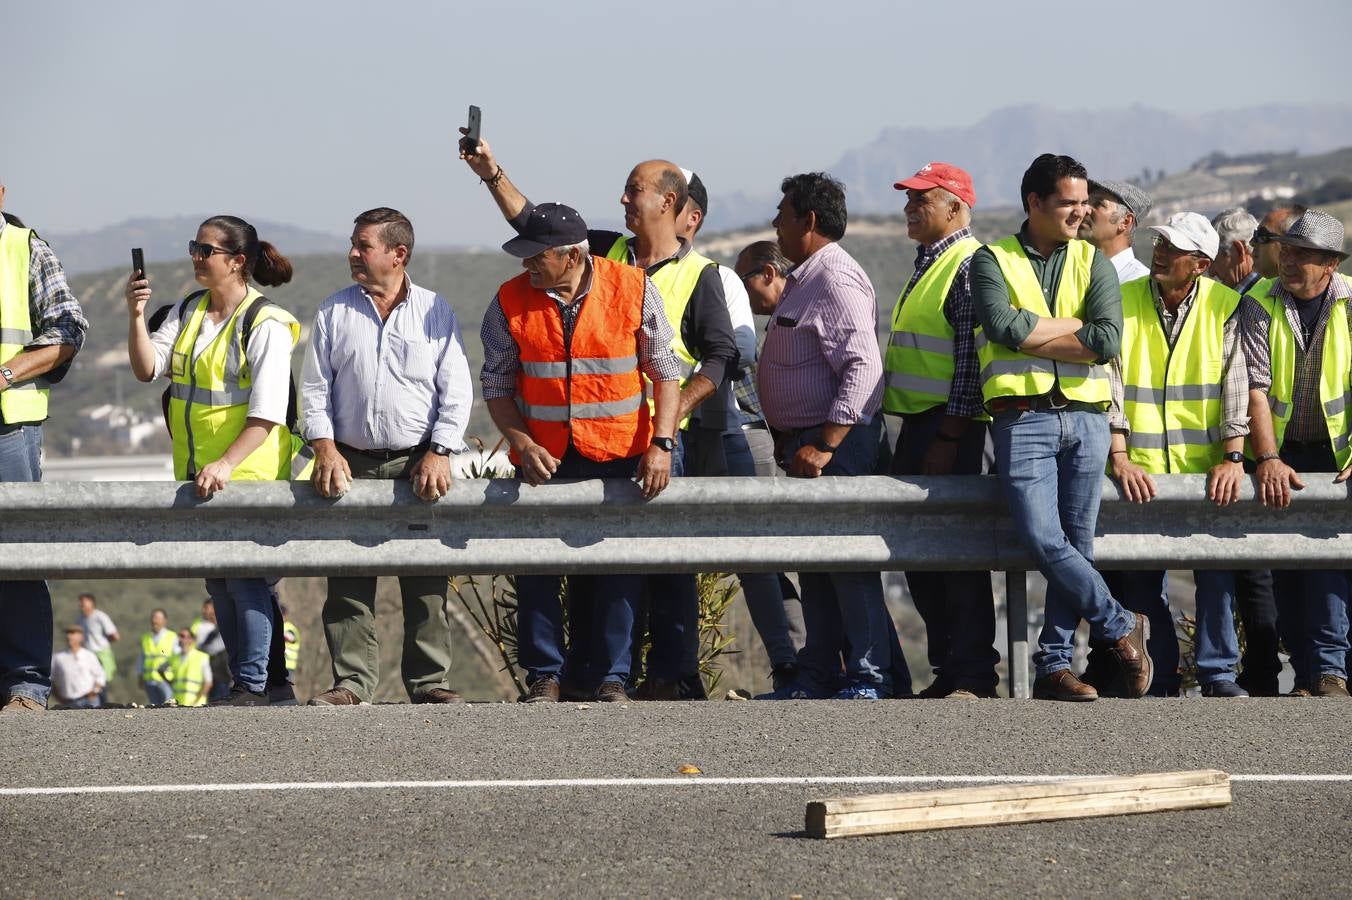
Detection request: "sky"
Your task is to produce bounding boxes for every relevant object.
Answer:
[4,0,1351,246]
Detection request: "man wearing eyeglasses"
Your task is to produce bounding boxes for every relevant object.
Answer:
[1253,205,1307,281]
[0,181,89,714]
[1097,212,1249,698]
[1241,209,1352,698]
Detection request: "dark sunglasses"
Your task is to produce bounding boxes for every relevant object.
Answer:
[1252,226,1278,245]
[188,240,238,260]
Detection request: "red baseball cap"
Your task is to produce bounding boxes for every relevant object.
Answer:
[894,162,976,209]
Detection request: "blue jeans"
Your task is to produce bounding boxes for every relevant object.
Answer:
[778,416,898,694]
[0,423,52,706]
[519,449,643,686]
[205,577,278,693]
[991,408,1135,678]
[890,409,1000,691]
[144,679,173,706]
[1102,569,1240,692]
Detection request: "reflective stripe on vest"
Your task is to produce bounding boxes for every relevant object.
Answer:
[883,236,980,415]
[141,631,177,682]
[167,289,300,480]
[976,236,1109,406]
[283,621,300,672]
[0,225,50,423]
[170,648,211,707]
[1249,274,1352,468]
[499,256,653,463]
[1119,276,1240,473]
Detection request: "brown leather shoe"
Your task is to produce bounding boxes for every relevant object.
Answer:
[2,694,46,712]
[414,688,463,704]
[1032,669,1099,702]
[307,686,366,706]
[521,677,559,703]
[1312,675,1350,697]
[595,681,629,702]
[1106,615,1153,698]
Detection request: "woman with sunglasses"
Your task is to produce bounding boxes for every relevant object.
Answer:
[124,215,302,706]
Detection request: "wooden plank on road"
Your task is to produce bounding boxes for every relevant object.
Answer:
[805,770,1231,839]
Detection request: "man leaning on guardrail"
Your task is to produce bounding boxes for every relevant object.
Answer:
[301,207,473,707]
[1240,209,1352,699]
[478,202,682,703]
[756,172,907,701]
[1098,212,1249,698]
[969,153,1152,702]
[0,179,89,714]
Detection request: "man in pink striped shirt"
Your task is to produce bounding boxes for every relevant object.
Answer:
[756,172,908,700]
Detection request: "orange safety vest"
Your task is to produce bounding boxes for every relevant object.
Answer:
[498,256,653,463]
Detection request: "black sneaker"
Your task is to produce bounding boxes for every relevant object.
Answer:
[210,686,269,707]
[268,683,298,706]
[770,663,800,693]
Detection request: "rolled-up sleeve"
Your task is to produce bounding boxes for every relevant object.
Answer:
[23,235,88,383]
[819,268,884,425]
[479,296,520,401]
[638,278,681,382]
[970,246,1038,350]
[1239,295,1272,392]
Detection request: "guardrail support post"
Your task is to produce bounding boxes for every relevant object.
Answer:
[1005,570,1030,700]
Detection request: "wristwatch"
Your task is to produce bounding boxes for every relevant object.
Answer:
[812,438,840,454]
[0,366,13,388]
[1223,451,1245,464]
[651,436,676,453]
[429,443,453,456]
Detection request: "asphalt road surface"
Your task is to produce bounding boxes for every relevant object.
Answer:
[2,699,1349,898]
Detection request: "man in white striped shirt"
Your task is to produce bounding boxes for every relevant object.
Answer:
[301,208,473,706]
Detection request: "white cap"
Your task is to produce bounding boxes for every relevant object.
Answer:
[1149,212,1220,260]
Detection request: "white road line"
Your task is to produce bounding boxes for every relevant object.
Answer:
[2,773,1350,797]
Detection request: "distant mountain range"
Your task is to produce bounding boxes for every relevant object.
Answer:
[710,103,1352,231]
[38,216,347,275]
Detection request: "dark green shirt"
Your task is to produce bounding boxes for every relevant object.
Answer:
[970,222,1122,363]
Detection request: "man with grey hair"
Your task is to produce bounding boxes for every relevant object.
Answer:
[1243,209,1352,697]
[1080,179,1152,283]
[1209,207,1262,296]
[883,162,998,699]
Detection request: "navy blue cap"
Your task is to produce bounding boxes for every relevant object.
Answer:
[502,203,589,258]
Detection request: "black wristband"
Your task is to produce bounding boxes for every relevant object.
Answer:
[812,438,839,454]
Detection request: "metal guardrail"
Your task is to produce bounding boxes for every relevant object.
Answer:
[5,475,1349,699]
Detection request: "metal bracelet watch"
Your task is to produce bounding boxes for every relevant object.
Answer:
[0,365,13,387]
[1223,451,1245,464]
[429,443,454,456]
[1255,452,1281,465]
[650,436,676,453]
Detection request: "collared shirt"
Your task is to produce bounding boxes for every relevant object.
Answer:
[758,242,883,429]
[50,647,105,701]
[0,218,89,414]
[970,222,1123,363]
[1236,271,1263,297]
[78,609,119,653]
[1109,247,1151,285]
[479,256,682,399]
[899,226,981,419]
[301,278,472,452]
[1240,273,1352,441]
[1108,280,1249,439]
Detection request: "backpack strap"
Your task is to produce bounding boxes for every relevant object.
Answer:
[238,295,299,431]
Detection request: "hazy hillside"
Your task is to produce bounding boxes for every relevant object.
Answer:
[712,103,1352,231]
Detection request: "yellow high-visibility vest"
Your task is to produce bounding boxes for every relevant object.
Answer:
[0,224,50,423]
[140,630,176,683]
[884,236,981,414]
[976,236,1109,406]
[1118,276,1240,473]
[169,648,212,707]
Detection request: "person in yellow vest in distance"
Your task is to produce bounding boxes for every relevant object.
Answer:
[168,627,213,708]
[125,215,305,707]
[0,181,90,714]
[970,153,1152,702]
[137,608,176,706]
[1097,212,1250,698]
[1242,210,1352,698]
[192,599,231,702]
[460,132,737,701]
[280,604,300,680]
[883,162,1000,700]
[478,202,682,703]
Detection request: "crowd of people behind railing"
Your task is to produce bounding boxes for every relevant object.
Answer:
[1,132,1349,712]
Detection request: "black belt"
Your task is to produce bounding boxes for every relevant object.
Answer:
[741,420,769,432]
[988,392,1101,414]
[336,441,428,461]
